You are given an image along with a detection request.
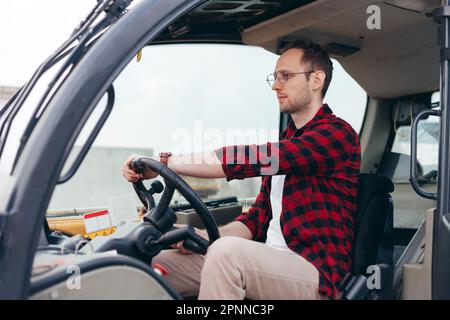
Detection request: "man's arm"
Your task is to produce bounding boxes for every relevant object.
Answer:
[218,221,252,239]
[122,151,226,182]
[215,121,360,179]
[168,151,226,179]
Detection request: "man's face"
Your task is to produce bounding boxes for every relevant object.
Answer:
[272,49,314,114]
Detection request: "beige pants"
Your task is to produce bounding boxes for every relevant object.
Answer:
[152,236,324,300]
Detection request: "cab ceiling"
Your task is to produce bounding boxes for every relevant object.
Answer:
[241,0,441,99]
[159,0,441,99]
[156,0,315,43]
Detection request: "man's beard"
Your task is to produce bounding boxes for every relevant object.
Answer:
[280,92,312,114]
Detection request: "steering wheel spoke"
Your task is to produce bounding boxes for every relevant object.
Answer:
[146,184,175,226]
[132,179,164,211]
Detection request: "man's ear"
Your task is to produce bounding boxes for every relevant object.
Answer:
[311,70,326,93]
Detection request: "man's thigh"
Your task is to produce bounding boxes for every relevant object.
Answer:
[152,249,204,297]
[204,237,322,300]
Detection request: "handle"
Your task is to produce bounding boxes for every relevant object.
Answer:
[58,85,115,184]
[150,225,208,255]
[410,109,440,200]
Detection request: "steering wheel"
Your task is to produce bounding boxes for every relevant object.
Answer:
[131,156,220,254]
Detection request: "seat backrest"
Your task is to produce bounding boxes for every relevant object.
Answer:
[378,151,423,182]
[352,174,394,275]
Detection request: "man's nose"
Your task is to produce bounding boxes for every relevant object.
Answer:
[272,79,282,91]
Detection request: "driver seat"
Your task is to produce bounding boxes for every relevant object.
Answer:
[340,173,394,299]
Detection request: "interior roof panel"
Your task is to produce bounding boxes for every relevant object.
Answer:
[154,0,315,43]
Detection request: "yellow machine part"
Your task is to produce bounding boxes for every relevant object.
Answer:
[47,217,117,239]
[47,210,145,239]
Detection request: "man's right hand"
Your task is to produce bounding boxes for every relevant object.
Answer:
[122,154,158,182]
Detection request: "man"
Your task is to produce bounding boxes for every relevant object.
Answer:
[122,40,360,300]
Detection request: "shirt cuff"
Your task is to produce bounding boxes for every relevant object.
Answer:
[214,146,245,181]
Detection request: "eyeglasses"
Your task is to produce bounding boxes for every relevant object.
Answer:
[266,70,315,87]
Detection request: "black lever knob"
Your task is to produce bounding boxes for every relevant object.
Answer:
[149,180,164,195]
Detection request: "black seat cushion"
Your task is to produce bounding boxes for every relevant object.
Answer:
[352,174,394,275]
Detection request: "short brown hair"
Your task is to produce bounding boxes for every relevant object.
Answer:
[280,39,333,98]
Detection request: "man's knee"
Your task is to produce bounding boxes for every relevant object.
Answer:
[204,236,249,265]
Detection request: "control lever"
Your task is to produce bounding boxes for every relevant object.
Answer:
[183,238,208,255]
[145,180,164,209]
[149,180,164,194]
[149,225,209,255]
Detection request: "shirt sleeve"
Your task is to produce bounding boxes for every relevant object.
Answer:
[215,121,358,180]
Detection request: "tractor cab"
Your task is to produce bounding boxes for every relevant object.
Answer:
[0,0,448,299]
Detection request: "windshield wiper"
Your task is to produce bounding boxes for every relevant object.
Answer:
[0,0,133,168]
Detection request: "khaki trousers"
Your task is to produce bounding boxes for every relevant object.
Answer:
[151,236,324,300]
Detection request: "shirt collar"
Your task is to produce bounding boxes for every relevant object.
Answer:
[280,104,333,139]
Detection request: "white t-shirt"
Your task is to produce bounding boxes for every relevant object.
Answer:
[265,175,294,252]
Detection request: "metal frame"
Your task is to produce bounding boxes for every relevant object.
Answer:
[432,0,450,299]
[410,109,440,200]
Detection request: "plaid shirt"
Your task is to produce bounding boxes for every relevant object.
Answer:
[215,104,360,299]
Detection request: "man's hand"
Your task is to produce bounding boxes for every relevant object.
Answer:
[171,224,209,255]
[122,154,158,182]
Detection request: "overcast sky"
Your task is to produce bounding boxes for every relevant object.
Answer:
[0,0,94,86]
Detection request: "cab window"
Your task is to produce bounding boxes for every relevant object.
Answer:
[48,44,367,211]
[384,93,439,230]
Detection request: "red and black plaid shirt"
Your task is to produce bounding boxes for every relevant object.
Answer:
[215,104,361,299]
